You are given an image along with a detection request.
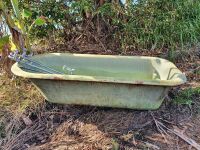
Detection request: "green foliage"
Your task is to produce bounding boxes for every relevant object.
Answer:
[0,35,10,50]
[34,17,46,26]
[10,0,20,19]
[29,0,200,51]
[0,0,46,52]
[22,9,32,19]
[111,139,120,150]
[173,87,200,105]
[2,0,200,52]
[111,0,200,50]
[71,0,93,13]
[26,0,69,39]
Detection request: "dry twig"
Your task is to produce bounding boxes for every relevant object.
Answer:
[151,113,200,150]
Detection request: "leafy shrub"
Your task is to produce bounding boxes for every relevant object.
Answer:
[27,0,69,39]
[108,0,200,51]
[3,0,200,52]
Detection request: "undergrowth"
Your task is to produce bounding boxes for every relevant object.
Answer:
[29,0,200,52]
[119,0,200,51]
[0,75,44,115]
[173,87,200,105]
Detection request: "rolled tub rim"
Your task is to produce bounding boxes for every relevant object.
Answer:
[11,53,187,86]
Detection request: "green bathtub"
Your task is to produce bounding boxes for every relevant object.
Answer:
[11,53,187,110]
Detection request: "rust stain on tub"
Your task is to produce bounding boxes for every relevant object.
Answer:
[53,77,62,80]
[134,81,144,84]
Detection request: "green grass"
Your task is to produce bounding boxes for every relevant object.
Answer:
[119,0,200,51]
[173,87,200,105]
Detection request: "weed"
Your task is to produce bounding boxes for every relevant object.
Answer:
[117,0,200,51]
[173,87,200,105]
[111,139,120,150]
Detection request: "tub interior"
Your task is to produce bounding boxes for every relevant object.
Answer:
[18,53,181,81]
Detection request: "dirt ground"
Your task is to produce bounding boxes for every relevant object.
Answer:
[1,92,200,150]
[0,45,200,150]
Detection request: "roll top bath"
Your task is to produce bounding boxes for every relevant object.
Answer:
[11,53,187,110]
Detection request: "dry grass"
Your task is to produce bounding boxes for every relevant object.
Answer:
[0,75,44,115]
[0,74,44,149]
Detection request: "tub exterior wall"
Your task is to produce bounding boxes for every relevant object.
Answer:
[31,79,169,110]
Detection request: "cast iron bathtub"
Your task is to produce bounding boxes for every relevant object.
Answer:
[11,53,187,110]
